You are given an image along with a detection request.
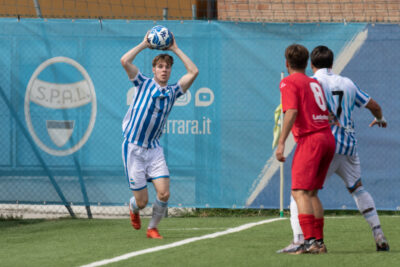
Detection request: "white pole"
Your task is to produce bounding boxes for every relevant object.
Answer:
[192,4,197,20]
[279,72,284,218]
[32,0,42,18]
[163,8,168,20]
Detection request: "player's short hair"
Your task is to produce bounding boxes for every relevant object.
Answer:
[311,46,334,68]
[152,54,174,67]
[285,44,309,70]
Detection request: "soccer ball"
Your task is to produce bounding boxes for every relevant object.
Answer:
[147,25,173,50]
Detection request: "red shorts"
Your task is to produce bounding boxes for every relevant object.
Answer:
[292,128,335,190]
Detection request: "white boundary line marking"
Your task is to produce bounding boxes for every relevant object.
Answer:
[333,28,369,74]
[246,28,369,207]
[161,227,227,231]
[80,217,285,267]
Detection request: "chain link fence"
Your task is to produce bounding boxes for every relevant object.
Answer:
[1,1,399,22]
[0,0,215,20]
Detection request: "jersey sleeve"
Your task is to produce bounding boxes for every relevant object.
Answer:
[280,80,298,113]
[171,82,184,99]
[130,71,148,88]
[353,82,371,108]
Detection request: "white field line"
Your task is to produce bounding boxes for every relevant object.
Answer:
[79,217,285,267]
[161,227,227,231]
[246,28,369,207]
[325,214,400,219]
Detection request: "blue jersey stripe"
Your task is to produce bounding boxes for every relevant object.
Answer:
[123,139,130,187]
[123,81,150,136]
[132,73,145,87]
[130,85,156,143]
[153,94,174,141]
[125,83,152,140]
[339,127,345,154]
[137,95,159,146]
[343,131,351,155]
[123,82,147,136]
[355,83,369,98]
[147,97,165,147]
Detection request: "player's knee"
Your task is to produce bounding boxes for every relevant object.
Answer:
[292,189,309,200]
[157,191,170,202]
[136,200,148,209]
[310,190,318,197]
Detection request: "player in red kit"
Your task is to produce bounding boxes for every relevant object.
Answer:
[275,44,335,254]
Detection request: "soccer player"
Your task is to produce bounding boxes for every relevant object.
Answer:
[276,44,336,254]
[278,45,389,253]
[120,32,198,239]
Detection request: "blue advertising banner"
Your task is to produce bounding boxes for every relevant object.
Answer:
[0,19,398,210]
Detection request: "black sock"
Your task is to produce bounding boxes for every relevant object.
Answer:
[305,238,316,246]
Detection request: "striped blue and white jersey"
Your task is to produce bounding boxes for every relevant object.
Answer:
[122,71,183,148]
[313,68,370,155]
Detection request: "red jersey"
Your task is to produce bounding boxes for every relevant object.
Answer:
[280,73,330,140]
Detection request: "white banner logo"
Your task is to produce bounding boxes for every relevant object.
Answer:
[195,87,214,107]
[25,57,97,156]
[175,90,191,106]
[30,79,92,109]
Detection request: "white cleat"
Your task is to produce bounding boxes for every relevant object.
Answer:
[276,241,303,254]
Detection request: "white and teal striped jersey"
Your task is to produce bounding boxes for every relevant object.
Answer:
[313,68,371,155]
[122,71,183,148]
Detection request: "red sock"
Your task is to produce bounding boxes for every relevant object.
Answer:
[314,217,324,240]
[298,214,315,240]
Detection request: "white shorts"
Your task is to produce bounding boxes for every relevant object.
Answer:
[326,153,361,189]
[122,139,169,191]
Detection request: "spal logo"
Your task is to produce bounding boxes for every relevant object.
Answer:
[25,57,97,156]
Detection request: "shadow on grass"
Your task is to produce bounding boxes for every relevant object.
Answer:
[0,215,76,229]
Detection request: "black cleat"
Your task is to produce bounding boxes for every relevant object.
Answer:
[375,234,390,252]
[289,240,320,255]
[316,240,327,254]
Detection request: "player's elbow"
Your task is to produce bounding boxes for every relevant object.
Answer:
[191,67,199,78]
[120,57,129,67]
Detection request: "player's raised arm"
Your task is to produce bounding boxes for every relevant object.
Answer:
[366,98,387,128]
[120,33,150,80]
[168,35,199,93]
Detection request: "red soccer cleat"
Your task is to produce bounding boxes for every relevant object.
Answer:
[129,210,141,230]
[147,228,163,239]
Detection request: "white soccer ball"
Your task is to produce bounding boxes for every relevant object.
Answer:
[147,25,173,50]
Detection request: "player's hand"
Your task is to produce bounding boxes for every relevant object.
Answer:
[166,32,177,51]
[275,143,286,162]
[142,31,152,49]
[369,117,387,128]
[328,112,340,127]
